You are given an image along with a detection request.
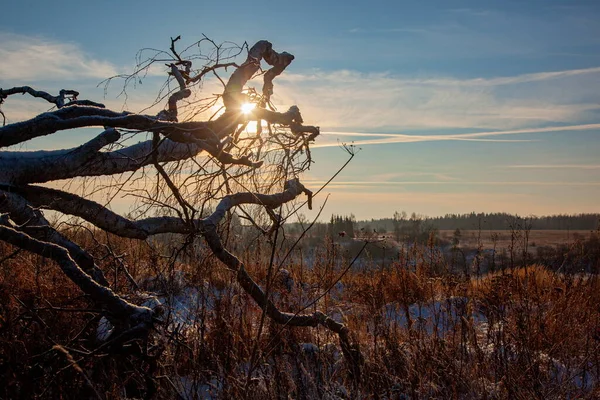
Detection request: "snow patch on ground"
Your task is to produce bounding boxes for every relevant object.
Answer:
[385,297,487,335]
[172,376,221,400]
[96,274,227,341]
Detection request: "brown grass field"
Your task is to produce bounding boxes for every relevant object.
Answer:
[0,230,599,399]
[439,229,595,252]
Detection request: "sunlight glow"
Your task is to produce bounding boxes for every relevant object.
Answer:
[241,102,256,114]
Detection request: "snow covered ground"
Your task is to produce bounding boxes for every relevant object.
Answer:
[384,296,487,336]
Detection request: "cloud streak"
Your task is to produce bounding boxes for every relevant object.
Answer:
[275,66,600,132]
[0,33,227,124]
[507,164,600,170]
[284,66,600,87]
[0,32,118,81]
[304,180,600,187]
[310,123,600,148]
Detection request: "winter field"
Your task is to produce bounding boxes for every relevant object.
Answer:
[438,229,595,254]
[0,228,599,399]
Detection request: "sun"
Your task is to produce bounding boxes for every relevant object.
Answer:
[241,102,256,114]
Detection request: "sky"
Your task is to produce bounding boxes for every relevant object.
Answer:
[1,0,600,220]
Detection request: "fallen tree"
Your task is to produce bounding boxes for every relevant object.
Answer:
[0,36,362,391]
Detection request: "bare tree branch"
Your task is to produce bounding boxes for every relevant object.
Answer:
[0,86,105,109]
[0,190,109,285]
[0,220,151,323]
[223,40,294,109]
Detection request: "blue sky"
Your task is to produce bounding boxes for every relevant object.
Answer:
[1,0,599,220]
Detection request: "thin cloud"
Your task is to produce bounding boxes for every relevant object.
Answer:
[0,32,118,81]
[456,123,600,138]
[313,135,536,148]
[410,67,600,87]
[312,135,529,148]
[0,33,225,124]
[276,66,600,131]
[312,123,600,148]
[280,66,600,87]
[303,180,600,187]
[507,164,600,170]
[371,171,458,182]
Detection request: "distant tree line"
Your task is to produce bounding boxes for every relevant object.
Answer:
[357,212,600,232]
[427,212,600,230]
[286,212,599,242]
[328,214,356,238]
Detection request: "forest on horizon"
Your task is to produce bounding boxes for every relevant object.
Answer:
[289,212,600,240]
[353,211,598,231]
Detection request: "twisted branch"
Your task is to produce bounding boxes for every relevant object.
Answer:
[0,86,105,109]
[0,222,153,324]
[223,40,294,109]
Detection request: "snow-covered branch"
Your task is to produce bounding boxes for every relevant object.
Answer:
[0,86,105,109]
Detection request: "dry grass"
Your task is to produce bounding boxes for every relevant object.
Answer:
[0,232,599,399]
[439,229,595,252]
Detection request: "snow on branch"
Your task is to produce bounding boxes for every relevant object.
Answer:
[0,86,105,109]
[223,40,294,109]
